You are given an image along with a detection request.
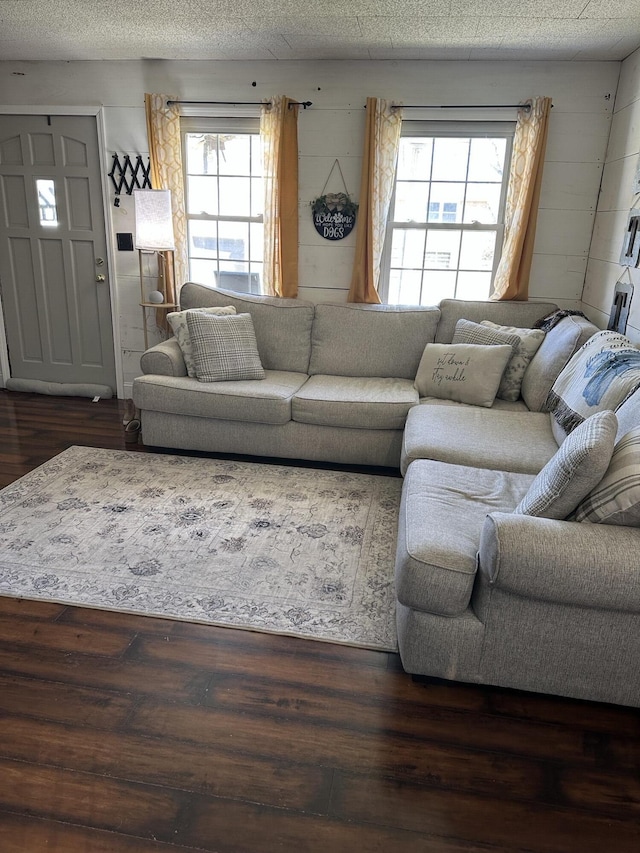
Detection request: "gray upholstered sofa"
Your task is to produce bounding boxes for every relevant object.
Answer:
[132,283,559,467]
[132,283,640,707]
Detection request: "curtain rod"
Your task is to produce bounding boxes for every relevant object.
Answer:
[382,103,533,111]
[166,99,313,109]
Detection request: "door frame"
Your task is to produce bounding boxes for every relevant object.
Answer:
[0,105,124,398]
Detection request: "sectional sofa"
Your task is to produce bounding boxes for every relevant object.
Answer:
[132,283,640,707]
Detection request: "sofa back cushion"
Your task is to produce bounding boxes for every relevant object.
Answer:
[435,299,558,345]
[309,303,441,379]
[179,282,315,373]
[521,315,599,413]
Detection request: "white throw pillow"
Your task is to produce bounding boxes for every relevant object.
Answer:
[414,342,513,408]
[187,312,265,382]
[514,410,618,520]
[167,306,236,378]
[481,321,546,402]
[571,426,640,527]
[546,330,640,437]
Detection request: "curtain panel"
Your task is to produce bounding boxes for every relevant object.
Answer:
[260,96,299,298]
[348,97,403,304]
[491,96,553,302]
[144,93,188,321]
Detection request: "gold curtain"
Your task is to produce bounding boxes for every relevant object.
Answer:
[348,97,403,304]
[491,96,553,302]
[260,96,299,298]
[144,94,188,321]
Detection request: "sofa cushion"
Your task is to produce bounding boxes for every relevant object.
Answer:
[452,319,528,402]
[572,426,640,527]
[396,459,534,616]
[401,404,559,476]
[481,321,546,402]
[514,410,618,520]
[167,305,236,378]
[520,315,600,412]
[414,342,512,407]
[132,370,308,425]
[435,298,557,345]
[187,312,265,382]
[546,330,640,438]
[292,375,418,430]
[179,282,315,373]
[308,303,440,379]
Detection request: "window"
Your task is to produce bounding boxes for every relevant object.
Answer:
[382,122,514,305]
[182,117,263,294]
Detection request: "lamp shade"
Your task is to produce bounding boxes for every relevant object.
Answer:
[134,189,176,251]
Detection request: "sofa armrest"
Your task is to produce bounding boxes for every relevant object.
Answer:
[478,512,640,613]
[140,338,187,377]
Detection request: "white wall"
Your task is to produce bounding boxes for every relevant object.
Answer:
[0,58,620,393]
[583,47,640,345]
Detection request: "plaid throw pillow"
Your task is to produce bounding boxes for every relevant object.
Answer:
[514,410,618,520]
[572,426,640,527]
[186,312,265,382]
[167,306,236,377]
[452,319,522,401]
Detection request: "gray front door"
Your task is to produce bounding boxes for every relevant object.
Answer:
[0,114,116,391]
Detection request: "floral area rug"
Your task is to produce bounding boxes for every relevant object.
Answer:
[0,446,401,650]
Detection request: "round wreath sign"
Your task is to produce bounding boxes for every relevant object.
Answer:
[311,192,357,241]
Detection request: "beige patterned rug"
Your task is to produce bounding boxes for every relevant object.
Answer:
[0,446,401,650]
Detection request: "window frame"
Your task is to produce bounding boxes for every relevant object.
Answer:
[380,120,515,305]
[181,115,263,293]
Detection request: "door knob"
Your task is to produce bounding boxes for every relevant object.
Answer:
[96,274,106,282]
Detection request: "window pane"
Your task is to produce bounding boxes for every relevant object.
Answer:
[189,220,218,258]
[190,257,218,286]
[251,177,263,217]
[251,135,263,176]
[459,231,497,271]
[422,271,457,304]
[218,221,249,262]
[394,181,429,222]
[391,229,426,268]
[218,133,251,176]
[428,183,464,223]
[250,223,264,262]
[218,177,251,217]
[468,137,506,182]
[463,183,502,224]
[431,138,470,181]
[37,179,58,226]
[424,230,461,270]
[187,175,218,216]
[389,269,422,305]
[456,271,492,300]
[397,138,433,180]
[186,134,218,175]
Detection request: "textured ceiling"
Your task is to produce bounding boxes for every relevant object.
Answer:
[0,0,639,61]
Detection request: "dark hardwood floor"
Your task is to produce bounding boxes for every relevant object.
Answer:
[0,389,638,852]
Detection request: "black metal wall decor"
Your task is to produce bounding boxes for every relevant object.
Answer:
[619,209,640,268]
[109,154,152,206]
[310,160,357,241]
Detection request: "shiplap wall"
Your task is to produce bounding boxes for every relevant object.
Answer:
[583,46,640,345]
[0,59,620,393]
